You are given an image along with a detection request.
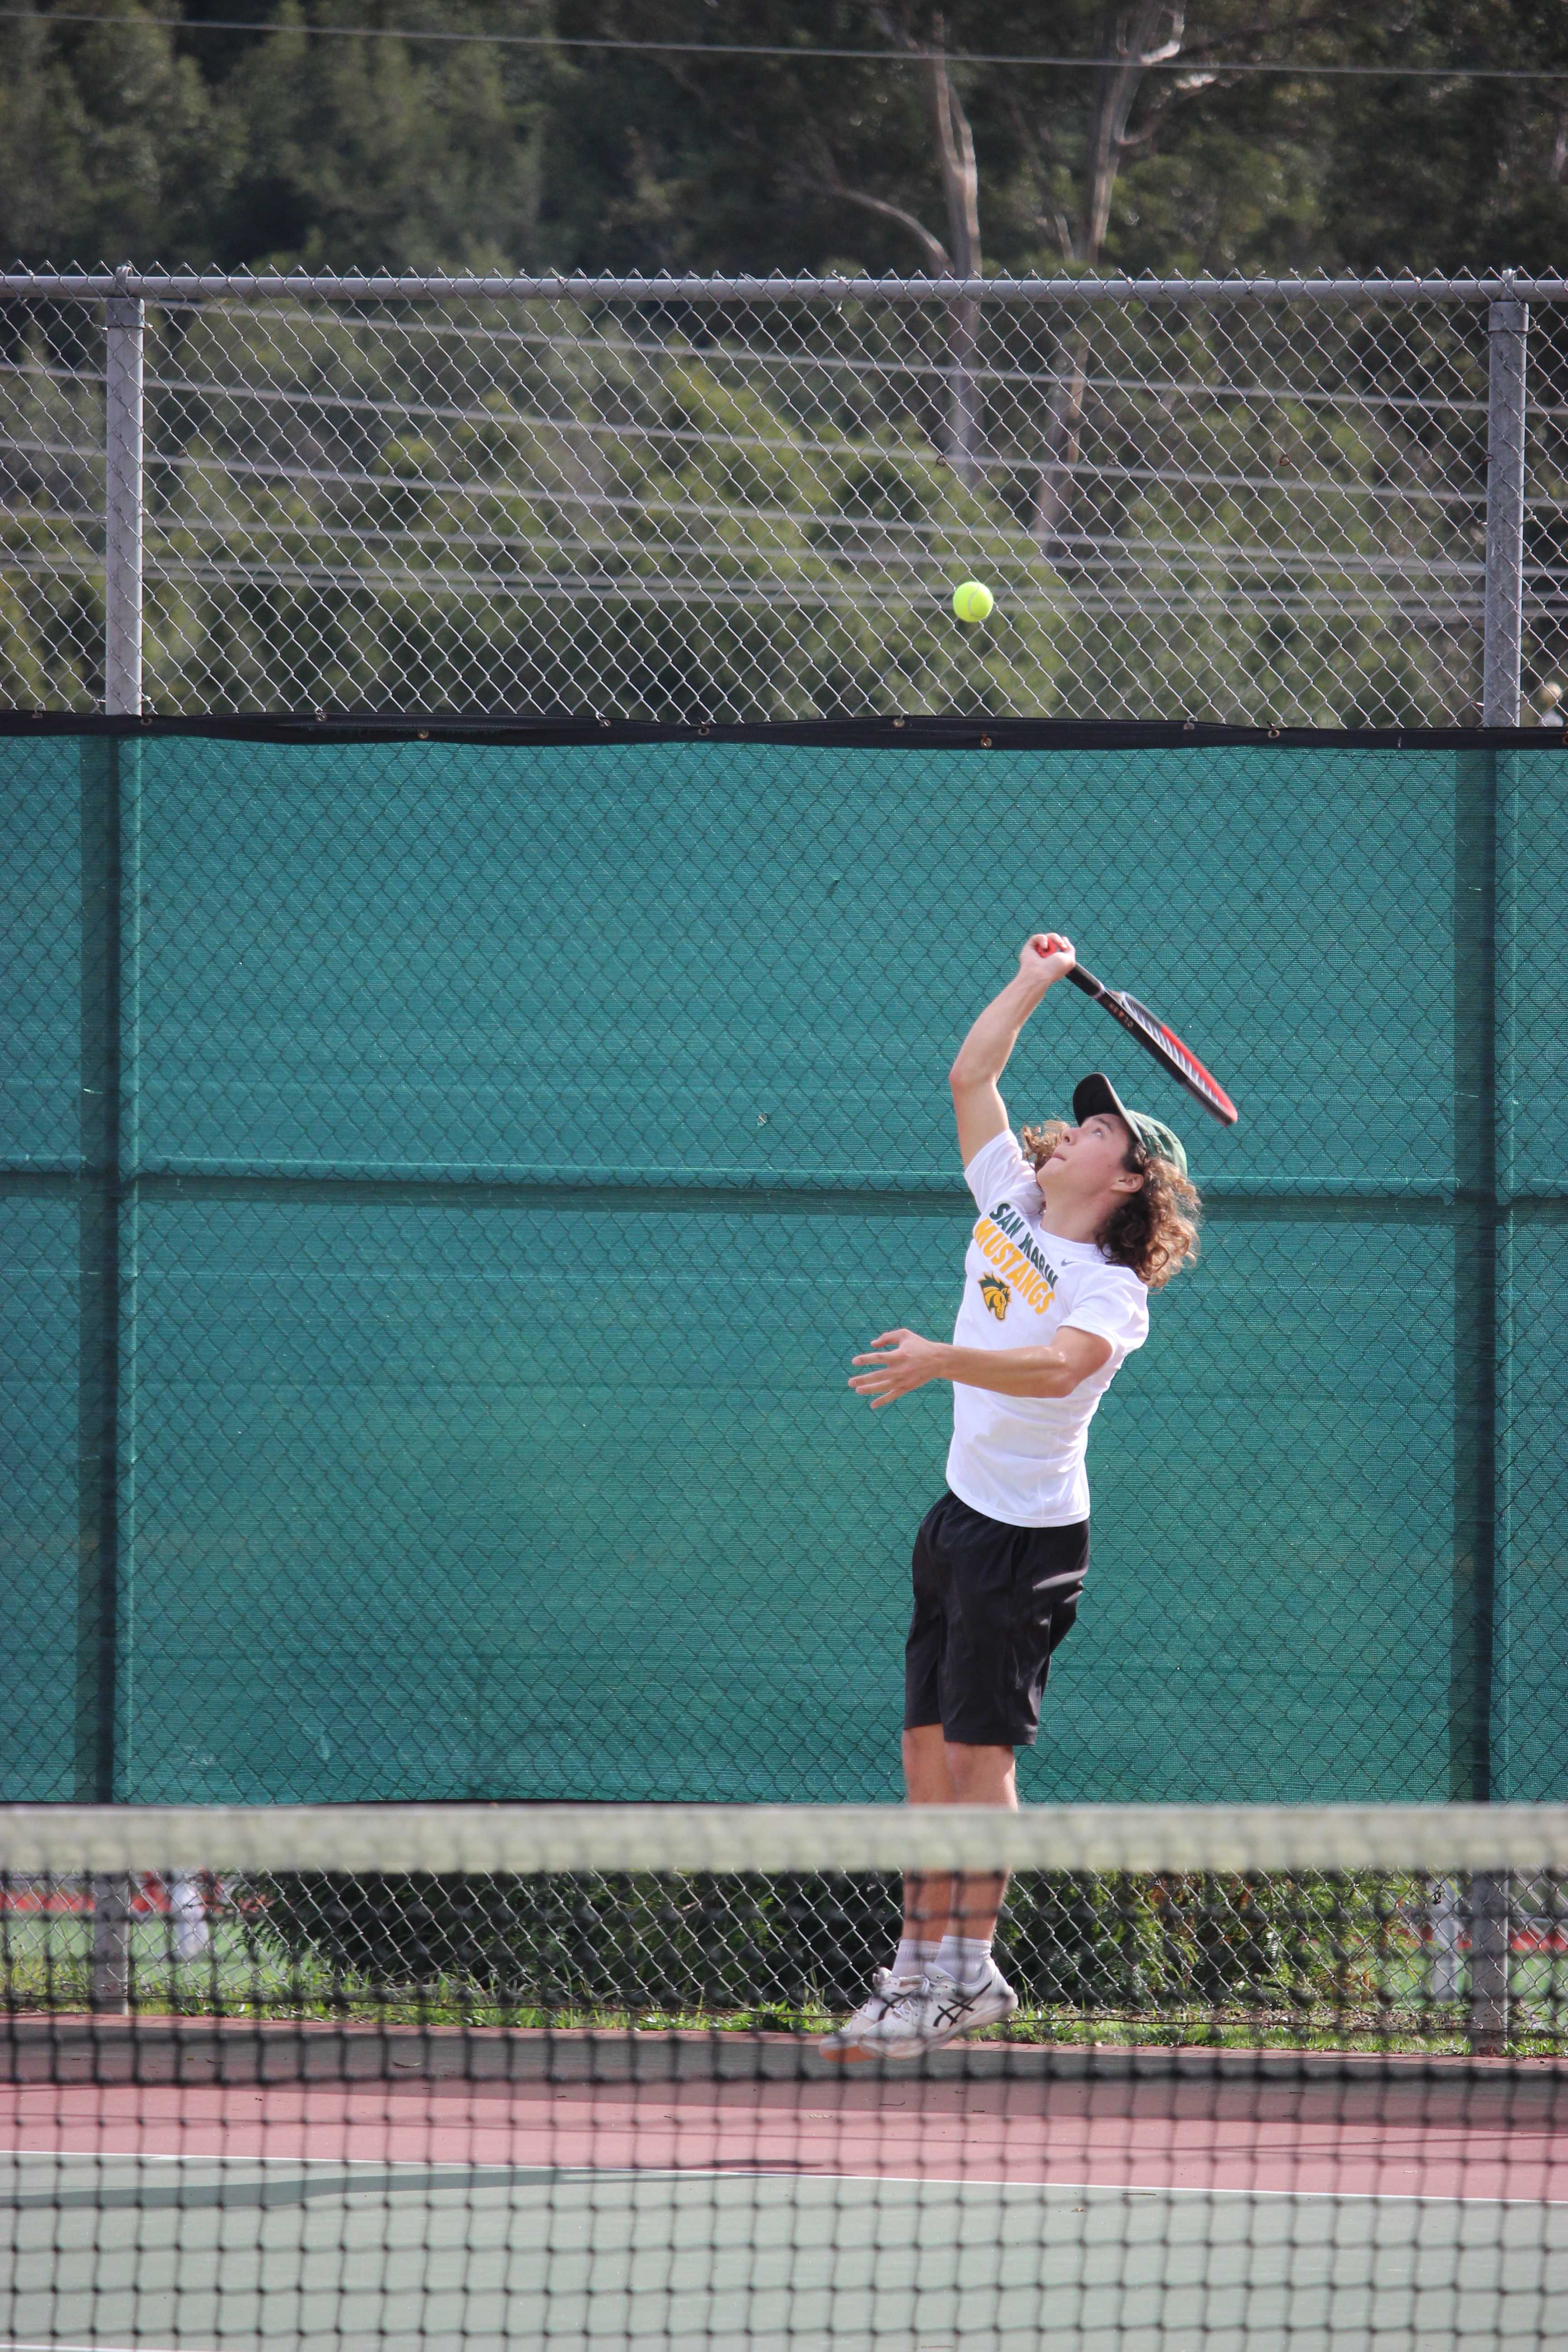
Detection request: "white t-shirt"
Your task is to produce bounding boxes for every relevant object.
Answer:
[944,1127,1150,1529]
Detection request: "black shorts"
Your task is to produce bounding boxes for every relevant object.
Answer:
[903,1490,1088,1749]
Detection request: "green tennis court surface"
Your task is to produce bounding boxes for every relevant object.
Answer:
[6,2155,1566,2352]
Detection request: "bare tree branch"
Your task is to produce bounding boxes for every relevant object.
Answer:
[919,14,982,480]
[921,13,980,279]
[791,165,952,277]
[1080,4,1186,264]
[867,3,985,480]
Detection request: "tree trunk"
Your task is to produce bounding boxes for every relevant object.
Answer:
[1036,336,1092,549]
[1036,3,1185,546]
[1080,3,1184,264]
[922,24,983,486]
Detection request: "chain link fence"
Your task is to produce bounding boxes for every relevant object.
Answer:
[3,270,1568,725]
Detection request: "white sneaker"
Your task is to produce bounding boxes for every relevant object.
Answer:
[916,1959,1019,2050]
[817,1969,929,2061]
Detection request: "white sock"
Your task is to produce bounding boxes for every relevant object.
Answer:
[935,1933,993,1991]
[892,1936,940,1981]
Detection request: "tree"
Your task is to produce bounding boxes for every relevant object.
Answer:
[789,9,984,480]
[9,0,1568,286]
[211,1,544,272]
[1310,0,1568,273]
[544,1,1334,538]
[0,1,237,263]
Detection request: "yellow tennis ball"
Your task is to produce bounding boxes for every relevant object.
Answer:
[952,579,994,625]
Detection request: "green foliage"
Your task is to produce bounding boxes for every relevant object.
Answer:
[1002,1872,1420,2015]
[255,1871,905,2016]
[2,2,1567,280]
[254,1867,1425,2030]
[0,5,239,265]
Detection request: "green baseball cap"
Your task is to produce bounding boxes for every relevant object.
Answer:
[1072,1072,1188,1179]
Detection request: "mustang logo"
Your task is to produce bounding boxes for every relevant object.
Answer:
[979,1273,1011,1321]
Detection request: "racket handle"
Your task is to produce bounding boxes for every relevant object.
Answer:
[1064,964,1106,1000]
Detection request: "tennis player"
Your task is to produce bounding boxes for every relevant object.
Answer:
[824,931,1200,2058]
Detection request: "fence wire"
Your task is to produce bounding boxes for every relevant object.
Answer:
[4,275,1568,724]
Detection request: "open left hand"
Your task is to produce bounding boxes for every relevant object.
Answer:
[848,1328,945,1408]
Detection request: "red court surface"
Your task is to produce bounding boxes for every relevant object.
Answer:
[5,2064,1567,2204]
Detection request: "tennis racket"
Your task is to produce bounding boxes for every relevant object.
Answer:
[1039,948,1239,1127]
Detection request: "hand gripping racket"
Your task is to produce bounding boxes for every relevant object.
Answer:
[1038,948,1239,1127]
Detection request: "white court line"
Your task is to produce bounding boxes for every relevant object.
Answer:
[0,2146,1563,2208]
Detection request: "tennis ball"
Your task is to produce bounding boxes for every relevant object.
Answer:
[952,579,994,625]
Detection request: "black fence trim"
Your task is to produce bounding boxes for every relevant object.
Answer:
[15,1168,1562,1219]
[1,711,1566,752]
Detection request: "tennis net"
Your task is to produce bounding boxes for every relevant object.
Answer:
[2,1801,1566,2350]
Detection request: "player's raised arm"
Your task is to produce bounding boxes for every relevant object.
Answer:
[947,932,1076,1166]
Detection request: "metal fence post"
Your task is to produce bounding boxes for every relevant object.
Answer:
[1459,304,1524,2045]
[1468,1871,1511,2054]
[1452,730,1503,2051]
[89,1872,131,2014]
[91,264,140,2007]
[104,270,144,717]
[1481,290,1528,728]
[1452,746,1498,1812]
[78,735,129,2014]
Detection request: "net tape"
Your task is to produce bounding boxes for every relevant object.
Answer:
[8,1801,1568,1876]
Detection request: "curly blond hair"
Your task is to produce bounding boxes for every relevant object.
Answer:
[1019,1118,1200,1293]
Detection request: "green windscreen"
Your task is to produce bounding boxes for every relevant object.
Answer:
[1,728,1562,1804]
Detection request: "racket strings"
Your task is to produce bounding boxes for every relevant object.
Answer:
[1114,995,1238,1122]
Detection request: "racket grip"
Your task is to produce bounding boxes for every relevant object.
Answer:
[1064,965,1105,1000]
